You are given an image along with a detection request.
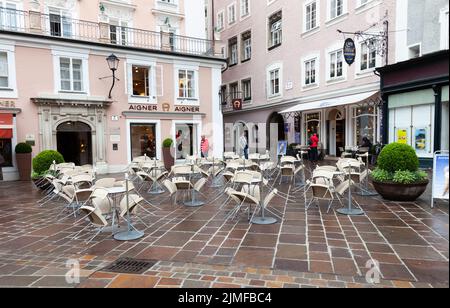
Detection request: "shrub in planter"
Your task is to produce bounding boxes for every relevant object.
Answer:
[371,143,428,201]
[162,138,175,171]
[15,142,33,181]
[377,143,419,173]
[15,143,32,154]
[33,150,65,175]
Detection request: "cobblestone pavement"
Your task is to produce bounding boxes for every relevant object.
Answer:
[0,168,448,288]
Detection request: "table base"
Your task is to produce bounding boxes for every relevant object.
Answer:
[148,188,165,195]
[355,190,378,197]
[337,208,365,216]
[184,200,205,207]
[251,216,277,225]
[114,230,145,241]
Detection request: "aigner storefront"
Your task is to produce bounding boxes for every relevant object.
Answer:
[377,50,449,167]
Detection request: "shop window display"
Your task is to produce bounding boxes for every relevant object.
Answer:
[130,124,157,160]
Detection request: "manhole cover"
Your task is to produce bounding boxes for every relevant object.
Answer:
[101,258,157,275]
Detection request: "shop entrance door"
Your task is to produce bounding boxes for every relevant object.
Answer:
[328,109,345,157]
[57,121,93,166]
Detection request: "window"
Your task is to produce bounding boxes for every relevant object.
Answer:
[305,59,317,86]
[59,58,83,92]
[49,8,72,38]
[329,50,343,79]
[329,0,344,19]
[130,123,157,160]
[0,44,16,97]
[132,66,150,97]
[110,20,128,46]
[269,11,282,49]
[360,40,377,71]
[220,85,227,105]
[229,82,239,99]
[0,2,17,31]
[241,31,251,61]
[305,1,317,31]
[228,3,236,25]
[269,69,280,96]
[175,123,199,159]
[228,37,238,65]
[242,79,251,101]
[0,52,8,88]
[305,113,321,140]
[353,106,378,147]
[178,70,196,99]
[240,0,250,17]
[216,11,224,31]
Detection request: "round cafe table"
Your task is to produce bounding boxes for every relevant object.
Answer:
[104,186,126,235]
[178,168,205,208]
[248,177,278,225]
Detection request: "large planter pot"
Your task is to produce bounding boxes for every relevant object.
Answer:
[162,147,175,171]
[16,153,32,181]
[372,179,429,202]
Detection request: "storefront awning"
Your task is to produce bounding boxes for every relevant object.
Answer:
[0,129,12,139]
[280,91,380,114]
[0,114,14,139]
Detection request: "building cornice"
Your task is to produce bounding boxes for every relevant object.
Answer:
[0,108,21,114]
[122,111,206,119]
[31,97,112,108]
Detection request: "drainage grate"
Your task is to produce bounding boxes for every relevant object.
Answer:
[101,258,157,275]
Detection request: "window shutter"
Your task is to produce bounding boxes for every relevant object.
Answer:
[155,64,164,97]
[126,63,132,95]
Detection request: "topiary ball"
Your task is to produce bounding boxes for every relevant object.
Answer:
[163,138,174,148]
[15,142,32,154]
[32,150,65,174]
[377,143,419,173]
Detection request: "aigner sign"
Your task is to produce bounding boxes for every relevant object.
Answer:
[128,104,200,113]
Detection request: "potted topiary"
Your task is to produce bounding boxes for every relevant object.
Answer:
[15,142,33,181]
[32,150,65,189]
[371,143,429,201]
[162,138,175,171]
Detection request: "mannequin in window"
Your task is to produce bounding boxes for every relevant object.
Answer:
[176,130,184,159]
[147,132,156,158]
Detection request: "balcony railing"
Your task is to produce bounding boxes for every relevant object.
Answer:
[0,8,223,58]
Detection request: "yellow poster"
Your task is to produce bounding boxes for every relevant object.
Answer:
[397,129,408,144]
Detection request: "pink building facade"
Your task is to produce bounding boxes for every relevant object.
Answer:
[0,0,224,181]
[213,0,396,158]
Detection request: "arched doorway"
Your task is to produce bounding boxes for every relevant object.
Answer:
[267,112,286,151]
[327,109,345,156]
[233,122,248,154]
[57,121,93,166]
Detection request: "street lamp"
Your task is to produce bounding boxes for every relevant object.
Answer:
[105,54,120,99]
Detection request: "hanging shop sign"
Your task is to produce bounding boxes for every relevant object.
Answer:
[343,38,356,66]
[232,99,243,111]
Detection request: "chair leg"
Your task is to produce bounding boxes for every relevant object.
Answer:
[86,227,105,244]
[326,200,333,213]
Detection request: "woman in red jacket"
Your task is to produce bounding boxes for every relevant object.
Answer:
[309,133,319,163]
